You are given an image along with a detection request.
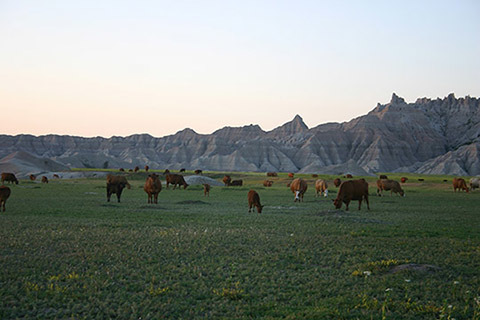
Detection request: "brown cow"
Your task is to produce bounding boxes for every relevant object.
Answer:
[333,178,342,187]
[248,190,264,213]
[345,174,353,179]
[53,174,60,179]
[288,173,294,178]
[145,165,149,172]
[312,174,319,178]
[263,180,273,187]
[453,178,469,193]
[134,166,140,173]
[401,177,408,183]
[290,178,308,202]
[41,176,49,184]
[203,184,210,197]
[223,175,232,186]
[0,186,11,212]
[1,173,18,185]
[144,173,162,204]
[179,168,186,173]
[29,174,36,181]
[266,172,278,177]
[163,169,170,175]
[106,174,131,202]
[165,174,189,189]
[315,179,328,197]
[230,180,243,186]
[333,179,369,211]
[194,169,203,175]
[379,175,388,180]
[119,168,125,172]
[376,179,404,196]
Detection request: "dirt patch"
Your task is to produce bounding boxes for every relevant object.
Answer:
[389,263,440,274]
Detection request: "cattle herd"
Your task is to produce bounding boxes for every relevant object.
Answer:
[0,170,479,213]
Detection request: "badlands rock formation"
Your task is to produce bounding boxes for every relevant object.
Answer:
[1,93,479,176]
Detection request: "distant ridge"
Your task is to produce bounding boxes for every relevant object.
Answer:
[1,93,480,176]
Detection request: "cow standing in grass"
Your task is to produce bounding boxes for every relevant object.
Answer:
[248,190,264,213]
[333,179,369,211]
[106,174,131,202]
[0,186,11,212]
[333,178,342,187]
[1,173,18,185]
[452,178,469,193]
[203,184,210,197]
[144,173,162,204]
[165,174,189,189]
[376,179,404,197]
[470,177,480,191]
[315,179,328,197]
[290,178,308,202]
[42,176,49,184]
[223,175,232,186]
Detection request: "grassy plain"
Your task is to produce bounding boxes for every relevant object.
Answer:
[1,171,479,319]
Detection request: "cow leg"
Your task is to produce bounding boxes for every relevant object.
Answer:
[154,193,158,204]
[345,200,350,211]
[107,190,112,202]
[365,195,370,210]
[117,188,123,203]
[358,199,362,210]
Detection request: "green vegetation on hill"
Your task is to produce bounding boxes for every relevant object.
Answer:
[1,171,479,319]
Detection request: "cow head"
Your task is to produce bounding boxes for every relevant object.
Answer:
[333,198,342,209]
[256,205,264,213]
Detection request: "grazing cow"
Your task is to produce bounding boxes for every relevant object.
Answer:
[263,180,273,187]
[379,175,388,180]
[418,178,424,182]
[53,174,60,179]
[203,184,210,197]
[143,173,162,204]
[376,179,404,196]
[0,186,11,212]
[119,168,125,172]
[165,174,189,189]
[29,174,36,181]
[145,165,149,172]
[194,169,203,175]
[452,178,469,193]
[41,176,49,184]
[401,177,408,183]
[179,168,186,173]
[266,172,278,177]
[333,178,342,187]
[106,174,131,202]
[230,180,243,186]
[163,169,170,175]
[134,166,140,173]
[128,169,133,172]
[1,173,18,185]
[290,178,308,202]
[286,182,291,187]
[288,173,294,178]
[315,179,328,197]
[312,174,319,178]
[345,174,353,179]
[247,190,263,213]
[469,177,480,191]
[223,175,232,186]
[333,179,370,211]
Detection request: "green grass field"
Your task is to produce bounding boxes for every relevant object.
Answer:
[1,171,479,319]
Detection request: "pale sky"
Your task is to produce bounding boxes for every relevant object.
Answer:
[1,0,479,138]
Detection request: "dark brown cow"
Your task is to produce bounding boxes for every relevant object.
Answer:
[223,175,232,186]
[290,178,308,202]
[134,166,140,173]
[163,169,170,175]
[230,180,243,186]
[379,175,388,180]
[453,178,469,193]
[315,179,328,197]
[248,190,263,213]
[288,173,294,178]
[0,186,11,212]
[333,179,369,211]
[345,174,353,179]
[1,173,18,185]
[203,184,210,197]
[179,168,186,173]
[333,178,342,187]
[119,168,125,172]
[263,180,273,187]
[165,174,189,189]
[418,178,424,182]
[29,174,36,181]
[145,165,149,172]
[311,174,319,178]
[106,174,131,202]
[128,169,133,172]
[266,172,278,177]
[144,173,162,204]
[53,174,60,179]
[194,169,203,175]
[401,177,408,183]
[41,176,49,184]
[376,179,404,196]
